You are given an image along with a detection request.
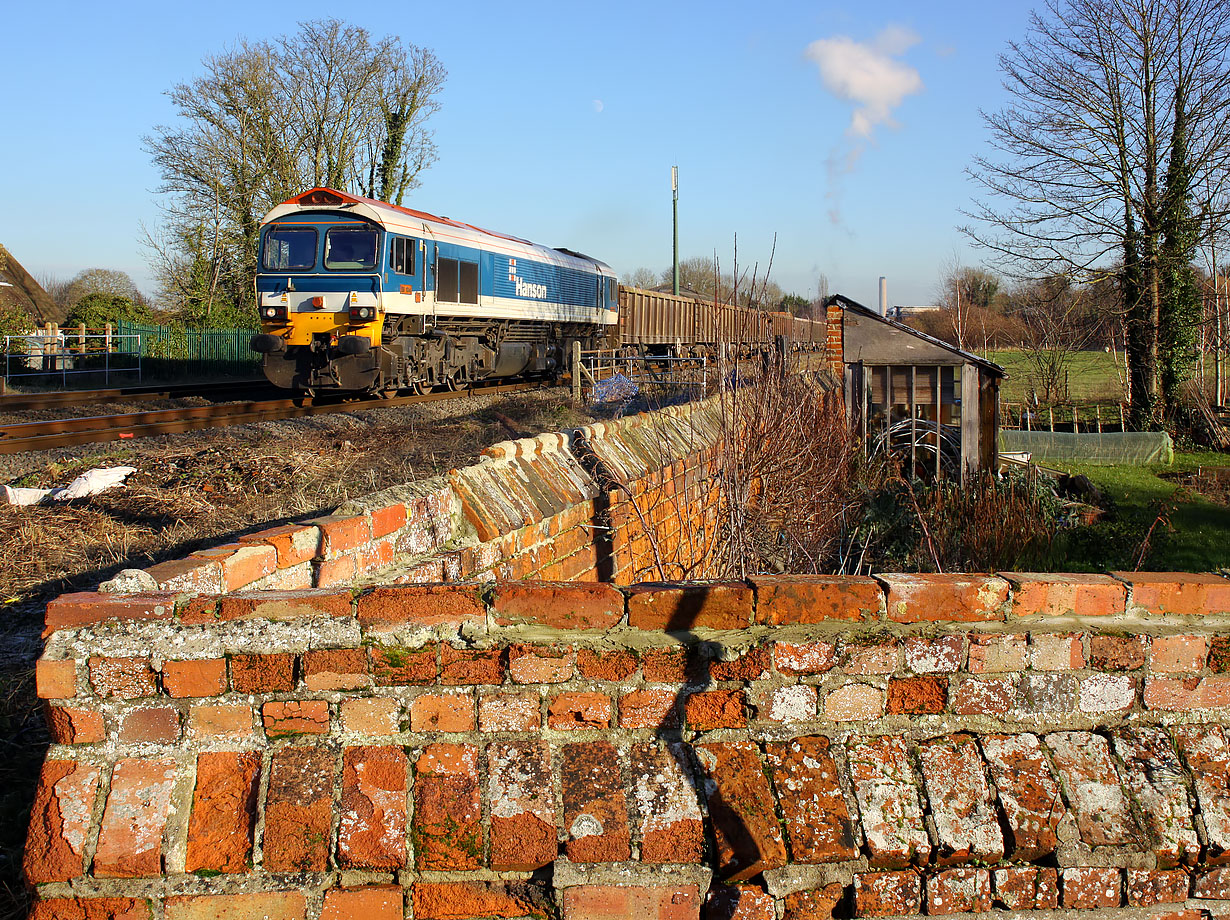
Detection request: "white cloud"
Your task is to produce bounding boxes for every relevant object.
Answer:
[806,26,923,139]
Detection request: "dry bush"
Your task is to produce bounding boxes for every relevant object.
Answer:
[711,357,861,577]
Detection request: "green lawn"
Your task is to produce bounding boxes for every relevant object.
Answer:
[989,348,1126,406]
[1048,451,1230,572]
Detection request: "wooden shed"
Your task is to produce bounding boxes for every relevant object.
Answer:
[828,295,1005,478]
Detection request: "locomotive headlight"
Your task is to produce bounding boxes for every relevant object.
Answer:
[348,306,376,323]
[261,304,288,322]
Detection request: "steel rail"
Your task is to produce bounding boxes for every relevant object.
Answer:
[0,379,275,412]
[0,380,542,455]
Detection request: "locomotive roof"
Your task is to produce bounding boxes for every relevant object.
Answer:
[262,188,616,278]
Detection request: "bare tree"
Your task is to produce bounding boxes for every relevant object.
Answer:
[964,0,1230,425]
[625,267,659,290]
[144,19,446,323]
[1008,275,1103,403]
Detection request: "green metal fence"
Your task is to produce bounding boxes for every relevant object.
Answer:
[116,320,260,377]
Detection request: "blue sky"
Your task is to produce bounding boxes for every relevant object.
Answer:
[1,1,1034,309]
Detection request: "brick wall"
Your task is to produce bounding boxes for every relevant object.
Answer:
[27,570,1230,919]
[88,400,725,605]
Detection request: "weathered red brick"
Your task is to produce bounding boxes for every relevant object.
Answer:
[993,866,1059,910]
[854,871,922,916]
[369,643,436,685]
[694,741,787,881]
[1194,865,1230,898]
[705,884,776,920]
[1145,675,1230,710]
[230,652,295,693]
[370,502,408,538]
[117,706,180,743]
[487,740,557,871]
[927,868,992,915]
[339,745,408,869]
[187,701,253,740]
[628,741,705,864]
[782,885,844,920]
[845,735,931,867]
[903,635,963,673]
[838,638,899,674]
[1030,632,1085,670]
[773,640,837,675]
[560,740,631,862]
[548,692,612,729]
[315,554,357,586]
[264,747,333,872]
[1046,731,1139,847]
[410,691,475,731]
[710,645,772,681]
[765,735,858,863]
[1079,673,1137,712]
[1062,867,1122,908]
[29,898,152,920]
[508,643,576,683]
[880,573,1009,623]
[492,581,623,629]
[35,658,76,699]
[1112,727,1200,866]
[411,882,551,920]
[1127,869,1191,906]
[951,675,1016,716]
[237,521,322,567]
[161,659,226,698]
[641,645,704,683]
[560,885,700,920]
[45,705,105,743]
[479,691,541,731]
[887,676,947,714]
[341,697,401,734]
[918,733,1004,865]
[752,574,882,623]
[967,633,1027,672]
[1151,635,1209,673]
[144,557,224,595]
[576,647,638,681]
[321,886,402,920]
[94,758,178,877]
[88,656,158,698]
[216,543,278,591]
[262,699,329,737]
[1006,572,1126,617]
[823,682,884,721]
[684,689,746,729]
[414,743,483,869]
[756,684,818,722]
[979,733,1062,861]
[185,751,260,873]
[207,589,352,624]
[619,687,679,729]
[312,513,373,557]
[1173,724,1230,863]
[45,592,176,635]
[441,644,505,685]
[23,760,101,883]
[164,892,306,920]
[1116,571,1230,616]
[357,584,486,629]
[303,647,370,691]
[626,582,752,630]
[1091,634,1146,670]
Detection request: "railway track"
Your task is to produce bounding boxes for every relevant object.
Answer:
[0,379,276,412]
[0,380,542,454]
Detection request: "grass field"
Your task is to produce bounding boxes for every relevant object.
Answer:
[1050,450,1230,572]
[989,348,1127,405]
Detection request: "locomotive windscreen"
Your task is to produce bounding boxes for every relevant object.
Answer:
[262,227,316,271]
[324,228,378,270]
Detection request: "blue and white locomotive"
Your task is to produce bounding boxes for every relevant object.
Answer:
[250,187,618,393]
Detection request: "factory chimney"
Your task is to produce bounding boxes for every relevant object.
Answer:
[878,277,888,316]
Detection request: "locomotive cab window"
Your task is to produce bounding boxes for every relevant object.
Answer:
[390,237,416,275]
[262,227,316,271]
[437,257,479,304]
[324,227,377,270]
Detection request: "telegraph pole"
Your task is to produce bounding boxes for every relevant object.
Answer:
[672,166,679,296]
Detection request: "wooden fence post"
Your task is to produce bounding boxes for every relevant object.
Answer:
[571,341,582,402]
